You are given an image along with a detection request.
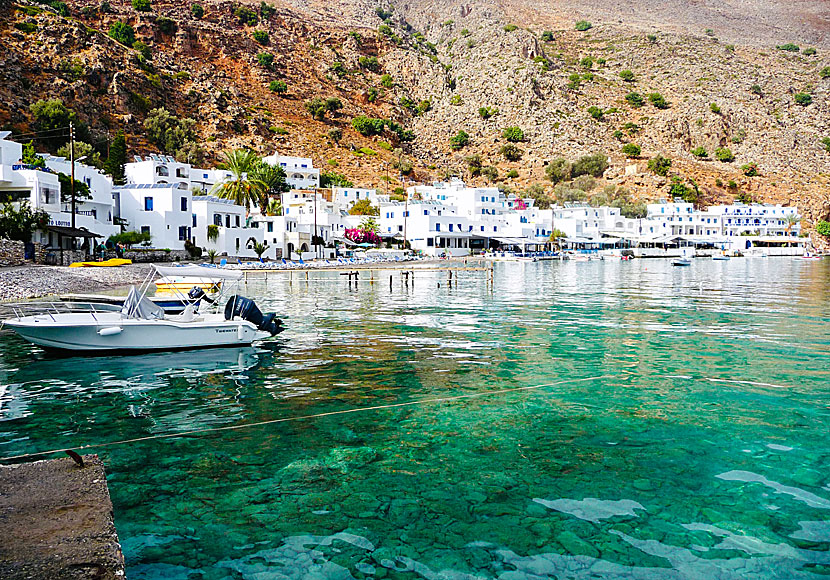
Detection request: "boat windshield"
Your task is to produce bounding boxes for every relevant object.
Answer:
[121,286,165,320]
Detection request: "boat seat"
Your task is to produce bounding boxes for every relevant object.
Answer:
[169,303,197,322]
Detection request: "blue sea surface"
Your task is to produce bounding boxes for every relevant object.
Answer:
[1,258,829,579]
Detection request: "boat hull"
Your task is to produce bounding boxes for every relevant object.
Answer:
[4,312,270,352]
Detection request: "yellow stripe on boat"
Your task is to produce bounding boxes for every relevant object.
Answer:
[69,259,133,268]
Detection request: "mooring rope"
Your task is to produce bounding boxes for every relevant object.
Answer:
[0,374,613,462]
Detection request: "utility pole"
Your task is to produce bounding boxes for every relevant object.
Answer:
[313,189,318,259]
[69,122,76,231]
[384,162,388,196]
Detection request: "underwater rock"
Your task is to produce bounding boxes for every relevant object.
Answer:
[556,531,601,559]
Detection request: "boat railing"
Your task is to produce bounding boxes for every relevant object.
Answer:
[1,301,121,322]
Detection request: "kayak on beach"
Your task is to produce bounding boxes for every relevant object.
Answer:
[69,259,133,268]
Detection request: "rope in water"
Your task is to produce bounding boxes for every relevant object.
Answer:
[0,374,613,462]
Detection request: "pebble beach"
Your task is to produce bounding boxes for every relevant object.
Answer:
[0,265,154,302]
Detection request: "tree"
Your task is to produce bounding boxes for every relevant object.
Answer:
[191,3,203,17]
[450,130,470,150]
[30,99,84,150]
[647,155,671,176]
[320,172,353,187]
[500,144,522,161]
[715,147,734,162]
[209,149,266,212]
[265,198,282,216]
[57,141,103,169]
[545,158,570,183]
[571,153,608,177]
[621,143,641,158]
[58,173,91,203]
[304,97,340,120]
[247,237,269,259]
[108,21,135,46]
[502,126,524,142]
[481,166,499,182]
[249,161,289,213]
[465,154,482,176]
[351,116,386,136]
[21,141,46,168]
[143,107,198,158]
[349,199,379,215]
[0,202,50,242]
[784,213,801,237]
[619,69,635,82]
[132,0,151,11]
[549,228,566,249]
[815,220,830,237]
[105,130,127,184]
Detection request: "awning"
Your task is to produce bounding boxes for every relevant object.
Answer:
[46,225,101,238]
[153,265,244,280]
[333,237,357,246]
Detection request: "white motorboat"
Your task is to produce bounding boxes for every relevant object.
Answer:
[2,265,283,353]
[671,258,692,266]
[712,254,731,261]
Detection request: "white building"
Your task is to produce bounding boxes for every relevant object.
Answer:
[262,153,320,190]
[192,195,263,259]
[113,183,194,250]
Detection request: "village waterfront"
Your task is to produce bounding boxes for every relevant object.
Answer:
[1,257,829,579]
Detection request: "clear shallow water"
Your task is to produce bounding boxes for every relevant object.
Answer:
[1,258,830,579]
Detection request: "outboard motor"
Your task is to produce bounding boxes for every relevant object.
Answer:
[188,286,215,304]
[224,296,284,336]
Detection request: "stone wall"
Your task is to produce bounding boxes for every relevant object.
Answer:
[0,239,26,267]
[43,249,87,266]
[124,249,191,263]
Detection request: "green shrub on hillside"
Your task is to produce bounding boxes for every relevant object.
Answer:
[191,3,203,17]
[500,144,522,161]
[503,24,518,32]
[820,67,830,79]
[132,0,151,11]
[502,126,524,142]
[541,31,554,42]
[776,43,799,52]
[622,143,641,157]
[257,52,274,68]
[619,69,635,82]
[571,153,608,177]
[709,102,721,114]
[794,92,812,105]
[691,146,708,158]
[625,92,644,108]
[816,221,830,237]
[575,20,592,31]
[647,155,671,176]
[234,5,258,25]
[478,106,498,119]
[803,48,817,56]
[649,92,669,109]
[450,130,470,150]
[269,80,287,94]
[715,147,734,162]
[587,106,603,120]
[108,21,135,46]
[252,30,269,44]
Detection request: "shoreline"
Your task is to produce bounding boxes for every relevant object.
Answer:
[0,264,154,303]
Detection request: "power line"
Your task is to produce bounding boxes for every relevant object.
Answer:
[8,126,72,139]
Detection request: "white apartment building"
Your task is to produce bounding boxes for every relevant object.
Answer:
[262,153,320,189]
[126,155,233,194]
[192,195,263,259]
[332,187,380,211]
[113,183,193,250]
[0,134,118,251]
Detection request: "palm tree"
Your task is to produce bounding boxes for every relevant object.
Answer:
[265,198,282,216]
[549,228,566,251]
[784,213,801,248]
[249,161,289,214]
[209,149,266,212]
[247,237,269,261]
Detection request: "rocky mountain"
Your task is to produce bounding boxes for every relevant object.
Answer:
[1,0,829,238]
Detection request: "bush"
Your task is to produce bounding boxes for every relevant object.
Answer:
[234,5,258,25]
[502,126,524,142]
[709,102,721,114]
[506,169,519,178]
[14,22,38,33]
[260,1,275,18]
[816,221,830,237]
[358,56,379,71]
[133,40,151,60]
[803,48,817,56]
[191,3,203,17]
[741,163,758,176]
[821,67,830,79]
[465,154,482,176]
[252,30,269,44]
[545,158,570,183]
[132,0,151,11]
[450,130,470,150]
[500,144,522,161]
[575,20,592,32]
[503,24,518,32]
[108,21,135,46]
[750,84,763,95]
[794,92,812,106]
[109,230,152,247]
[647,155,671,176]
[269,80,287,94]
[449,95,463,106]
[257,52,274,68]
[571,153,608,177]
[478,106,498,119]
[380,74,393,87]
[622,143,641,158]
[580,56,593,69]
[541,31,554,42]
[822,137,830,152]
[481,166,499,182]
[156,16,176,34]
[776,43,799,52]
[321,172,354,188]
[351,116,386,136]
[691,146,708,158]
[715,147,734,162]
[143,107,198,157]
[619,69,635,82]
[625,92,644,108]
[587,106,603,120]
[649,92,669,109]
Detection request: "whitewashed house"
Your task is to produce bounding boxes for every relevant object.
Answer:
[191,195,262,259]
[113,183,193,250]
[262,153,320,189]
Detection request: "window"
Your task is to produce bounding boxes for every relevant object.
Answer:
[493,226,497,232]
[144,197,153,211]
[398,225,403,232]
[267,222,273,232]
[225,215,230,228]
[235,215,240,227]
[213,214,222,226]
[178,226,188,241]
[449,224,454,232]
[140,226,150,235]
[404,211,409,217]
[181,197,188,211]
[424,210,428,216]
[427,238,434,247]
[481,226,484,232]
[192,214,197,227]
[436,223,440,231]
[235,238,240,251]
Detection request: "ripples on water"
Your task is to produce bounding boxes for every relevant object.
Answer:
[1,258,829,579]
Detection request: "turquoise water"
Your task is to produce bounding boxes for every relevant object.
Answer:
[1,258,830,579]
